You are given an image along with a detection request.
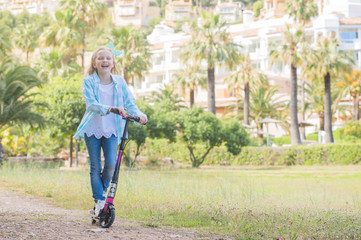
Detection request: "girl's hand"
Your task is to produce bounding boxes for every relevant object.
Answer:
[110,107,127,116]
[139,116,148,125]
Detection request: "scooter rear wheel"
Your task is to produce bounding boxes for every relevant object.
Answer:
[99,207,115,228]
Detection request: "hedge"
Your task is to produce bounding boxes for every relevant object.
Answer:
[140,139,361,166]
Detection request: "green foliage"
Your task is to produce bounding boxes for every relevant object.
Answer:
[236,143,361,166]
[343,121,361,138]
[0,26,12,60]
[109,25,152,85]
[177,106,223,167]
[253,1,264,17]
[273,135,291,146]
[0,58,45,130]
[221,118,250,155]
[34,74,85,139]
[0,11,15,29]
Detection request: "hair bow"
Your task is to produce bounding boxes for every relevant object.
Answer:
[108,42,122,56]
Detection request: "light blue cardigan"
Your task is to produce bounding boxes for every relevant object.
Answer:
[73,72,146,144]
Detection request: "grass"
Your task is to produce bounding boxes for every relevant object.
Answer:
[1,162,361,239]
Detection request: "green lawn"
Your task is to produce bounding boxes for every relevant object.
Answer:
[1,162,361,239]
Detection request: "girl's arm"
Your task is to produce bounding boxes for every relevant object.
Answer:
[121,79,146,118]
[83,78,111,116]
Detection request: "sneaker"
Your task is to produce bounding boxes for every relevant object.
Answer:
[89,200,105,217]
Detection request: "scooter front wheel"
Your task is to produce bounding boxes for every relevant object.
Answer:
[99,206,115,228]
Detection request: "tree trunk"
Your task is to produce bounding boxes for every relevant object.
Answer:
[207,67,216,114]
[319,112,325,131]
[244,82,250,125]
[300,79,306,140]
[190,88,195,107]
[123,68,129,84]
[0,137,4,156]
[76,140,79,168]
[290,63,301,145]
[69,136,73,167]
[82,32,85,74]
[352,92,359,121]
[324,72,334,143]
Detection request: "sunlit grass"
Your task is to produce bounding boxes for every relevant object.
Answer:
[1,163,361,239]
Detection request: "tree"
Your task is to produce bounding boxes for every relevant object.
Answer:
[338,69,361,121]
[59,0,107,71]
[308,36,354,143]
[0,58,45,158]
[35,74,85,166]
[222,118,250,155]
[177,106,249,167]
[225,54,264,125]
[185,10,240,114]
[0,26,11,60]
[249,82,286,136]
[173,62,207,107]
[39,10,83,66]
[13,23,39,64]
[253,1,264,18]
[149,84,184,111]
[177,106,223,167]
[109,26,151,86]
[269,0,318,145]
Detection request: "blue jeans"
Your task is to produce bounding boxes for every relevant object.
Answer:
[84,134,117,202]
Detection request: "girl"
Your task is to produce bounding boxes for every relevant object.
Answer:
[74,46,147,217]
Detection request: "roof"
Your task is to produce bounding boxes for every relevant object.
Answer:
[340,17,361,25]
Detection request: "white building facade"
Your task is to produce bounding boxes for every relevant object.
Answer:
[138,0,361,136]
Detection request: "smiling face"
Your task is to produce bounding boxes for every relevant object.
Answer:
[93,49,115,75]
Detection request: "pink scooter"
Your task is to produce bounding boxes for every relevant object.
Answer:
[92,109,141,228]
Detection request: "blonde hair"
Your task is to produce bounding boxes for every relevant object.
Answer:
[87,46,120,76]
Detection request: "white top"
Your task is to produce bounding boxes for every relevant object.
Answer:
[85,82,117,139]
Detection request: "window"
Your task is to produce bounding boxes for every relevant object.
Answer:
[221,8,234,13]
[172,51,179,63]
[156,75,165,83]
[340,30,358,43]
[154,55,164,65]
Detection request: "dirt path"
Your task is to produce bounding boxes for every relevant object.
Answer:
[0,189,230,240]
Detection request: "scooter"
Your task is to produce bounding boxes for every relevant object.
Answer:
[92,109,141,228]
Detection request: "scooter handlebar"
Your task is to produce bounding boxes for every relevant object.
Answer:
[110,108,140,122]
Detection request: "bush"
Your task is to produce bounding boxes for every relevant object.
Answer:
[343,121,361,138]
[235,143,361,166]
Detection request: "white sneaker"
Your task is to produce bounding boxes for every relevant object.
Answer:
[89,200,105,217]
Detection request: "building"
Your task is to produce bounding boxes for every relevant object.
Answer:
[113,0,148,27]
[138,0,361,135]
[0,0,58,15]
[214,0,243,23]
[164,0,194,27]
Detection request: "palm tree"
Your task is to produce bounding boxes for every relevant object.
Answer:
[59,0,107,71]
[0,58,45,156]
[184,10,240,114]
[285,0,319,28]
[249,83,286,135]
[304,78,342,131]
[39,10,83,66]
[0,26,11,60]
[308,36,355,143]
[269,27,304,144]
[173,62,207,107]
[224,54,265,125]
[110,26,152,85]
[339,69,361,121]
[269,0,318,145]
[149,84,184,111]
[13,24,38,64]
